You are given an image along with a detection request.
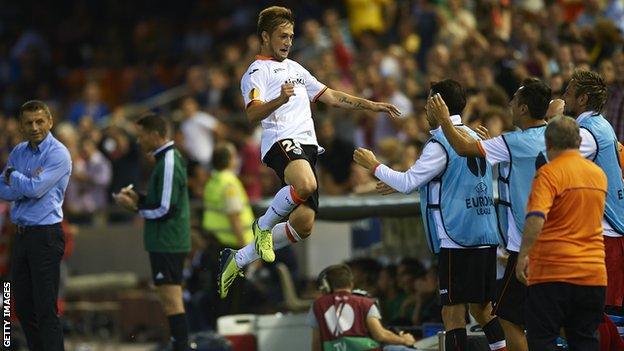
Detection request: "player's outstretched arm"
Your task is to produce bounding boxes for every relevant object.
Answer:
[427,93,483,157]
[317,88,402,118]
[353,147,440,194]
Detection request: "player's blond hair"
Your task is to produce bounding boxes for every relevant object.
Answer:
[571,70,607,112]
[257,6,294,44]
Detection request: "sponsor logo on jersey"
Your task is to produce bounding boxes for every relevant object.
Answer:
[285,73,306,86]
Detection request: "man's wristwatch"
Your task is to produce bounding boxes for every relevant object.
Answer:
[4,167,15,183]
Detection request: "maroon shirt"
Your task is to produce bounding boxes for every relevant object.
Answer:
[312,291,382,350]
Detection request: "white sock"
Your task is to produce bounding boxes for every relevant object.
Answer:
[234,243,259,269]
[489,340,506,350]
[273,221,302,250]
[234,222,303,268]
[257,185,305,230]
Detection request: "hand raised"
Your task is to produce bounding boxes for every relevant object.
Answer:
[279,82,296,103]
[426,93,451,124]
[353,148,379,171]
[474,125,491,140]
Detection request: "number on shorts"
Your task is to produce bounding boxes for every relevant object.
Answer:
[281,139,301,152]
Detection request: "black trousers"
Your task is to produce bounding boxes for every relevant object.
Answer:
[526,282,605,351]
[11,223,65,351]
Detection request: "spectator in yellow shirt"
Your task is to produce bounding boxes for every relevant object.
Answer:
[345,0,396,38]
[203,143,254,249]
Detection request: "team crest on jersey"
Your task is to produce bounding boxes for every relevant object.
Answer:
[249,88,260,100]
[474,181,487,194]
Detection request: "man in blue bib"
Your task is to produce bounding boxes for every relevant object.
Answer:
[430,78,553,351]
[354,80,506,351]
[562,70,624,312]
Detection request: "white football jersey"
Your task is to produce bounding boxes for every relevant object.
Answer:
[241,55,327,160]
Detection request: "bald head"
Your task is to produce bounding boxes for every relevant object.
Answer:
[545,115,581,151]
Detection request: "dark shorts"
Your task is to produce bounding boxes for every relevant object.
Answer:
[148,252,186,285]
[438,247,497,305]
[262,139,319,212]
[525,283,605,350]
[492,251,527,325]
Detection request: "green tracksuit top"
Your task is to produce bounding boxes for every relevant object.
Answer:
[138,141,191,253]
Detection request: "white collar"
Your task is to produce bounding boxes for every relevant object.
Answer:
[152,140,174,156]
[431,114,462,134]
[576,111,599,123]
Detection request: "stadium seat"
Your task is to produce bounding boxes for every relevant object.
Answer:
[275,262,313,312]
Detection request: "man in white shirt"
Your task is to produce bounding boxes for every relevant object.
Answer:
[354,80,506,351]
[562,70,624,313]
[217,5,401,299]
[180,96,224,169]
[429,78,553,351]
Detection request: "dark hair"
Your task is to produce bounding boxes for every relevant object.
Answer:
[230,119,254,136]
[430,79,466,115]
[545,115,581,150]
[136,113,168,137]
[324,264,353,290]
[571,70,607,112]
[181,95,198,105]
[382,264,398,279]
[347,258,382,288]
[516,78,552,120]
[212,143,233,171]
[257,6,294,43]
[415,264,439,282]
[483,85,509,108]
[399,257,427,279]
[481,106,512,131]
[19,100,51,119]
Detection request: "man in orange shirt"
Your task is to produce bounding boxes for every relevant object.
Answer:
[516,116,608,350]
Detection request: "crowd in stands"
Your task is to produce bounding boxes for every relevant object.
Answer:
[2,0,624,340]
[2,0,623,208]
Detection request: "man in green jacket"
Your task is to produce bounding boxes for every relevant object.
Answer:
[114,113,191,351]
